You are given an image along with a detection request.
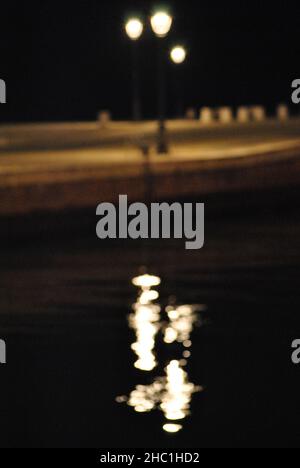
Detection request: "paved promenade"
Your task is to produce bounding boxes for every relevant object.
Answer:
[0,119,300,215]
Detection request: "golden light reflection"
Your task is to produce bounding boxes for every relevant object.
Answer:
[183,340,192,348]
[124,359,202,427]
[129,274,162,371]
[130,303,161,371]
[132,274,161,289]
[139,290,159,305]
[163,423,183,433]
[117,272,206,433]
[164,305,199,345]
[161,360,201,421]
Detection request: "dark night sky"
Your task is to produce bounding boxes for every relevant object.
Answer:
[0,0,299,122]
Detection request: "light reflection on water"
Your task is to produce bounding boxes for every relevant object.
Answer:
[117,272,206,434]
[129,274,162,372]
[164,304,199,345]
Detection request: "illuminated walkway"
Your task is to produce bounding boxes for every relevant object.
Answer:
[0,119,300,215]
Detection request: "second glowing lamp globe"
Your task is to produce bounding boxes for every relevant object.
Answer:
[150,11,173,37]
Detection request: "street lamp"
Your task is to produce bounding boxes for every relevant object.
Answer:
[150,11,173,38]
[151,11,173,154]
[125,18,144,121]
[170,45,187,65]
[125,18,143,40]
[170,46,187,118]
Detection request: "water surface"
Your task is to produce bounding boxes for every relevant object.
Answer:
[0,207,300,448]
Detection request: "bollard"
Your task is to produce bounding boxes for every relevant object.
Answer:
[251,106,266,122]
[237,107,251,123]
[277,104,289,122]
[199,107,214,124]
[218,107,233,124]
[97,110,111,128]
[185,108,197,120]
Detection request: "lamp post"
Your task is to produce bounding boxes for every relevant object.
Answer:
[170,45,187,118]
[150,11,173,154]
[125,18,144,121]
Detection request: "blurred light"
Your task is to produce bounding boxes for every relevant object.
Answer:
[125,18,144,40]
[164,305,198,344]
[130,273,162,371]
[163,423,183,433]
[115,396,127,403]
[126,384,159,413]
[117,274,204,433]
[132,274,161,289]
[183,340,192,348]
[130,303,161,371]
[170,46,187,64]
[160,360,199,421]
[150,11,173,37]
[139,290,159,305]
[125,360,202,426]
[167,309,180,320]
[135,405,149,413]
[164,326,178,344]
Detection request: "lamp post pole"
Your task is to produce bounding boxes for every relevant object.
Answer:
[125,18,144,121]
[150,11,173,155]
[157,39,168,153]
[131,41,141,121]
[170,45,187,118]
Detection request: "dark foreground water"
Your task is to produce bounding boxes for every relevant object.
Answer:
[0,201,300,448]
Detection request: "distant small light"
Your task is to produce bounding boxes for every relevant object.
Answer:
[183,350,191,358]
[183,340,192,348]
[125,18,144,40]
[163,423,183,433]
[170,46,187,64]
[115,396,127,403]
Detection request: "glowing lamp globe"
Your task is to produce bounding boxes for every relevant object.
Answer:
[125,18,144,40]
[150,12,173,37]
[170,46,187,64]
